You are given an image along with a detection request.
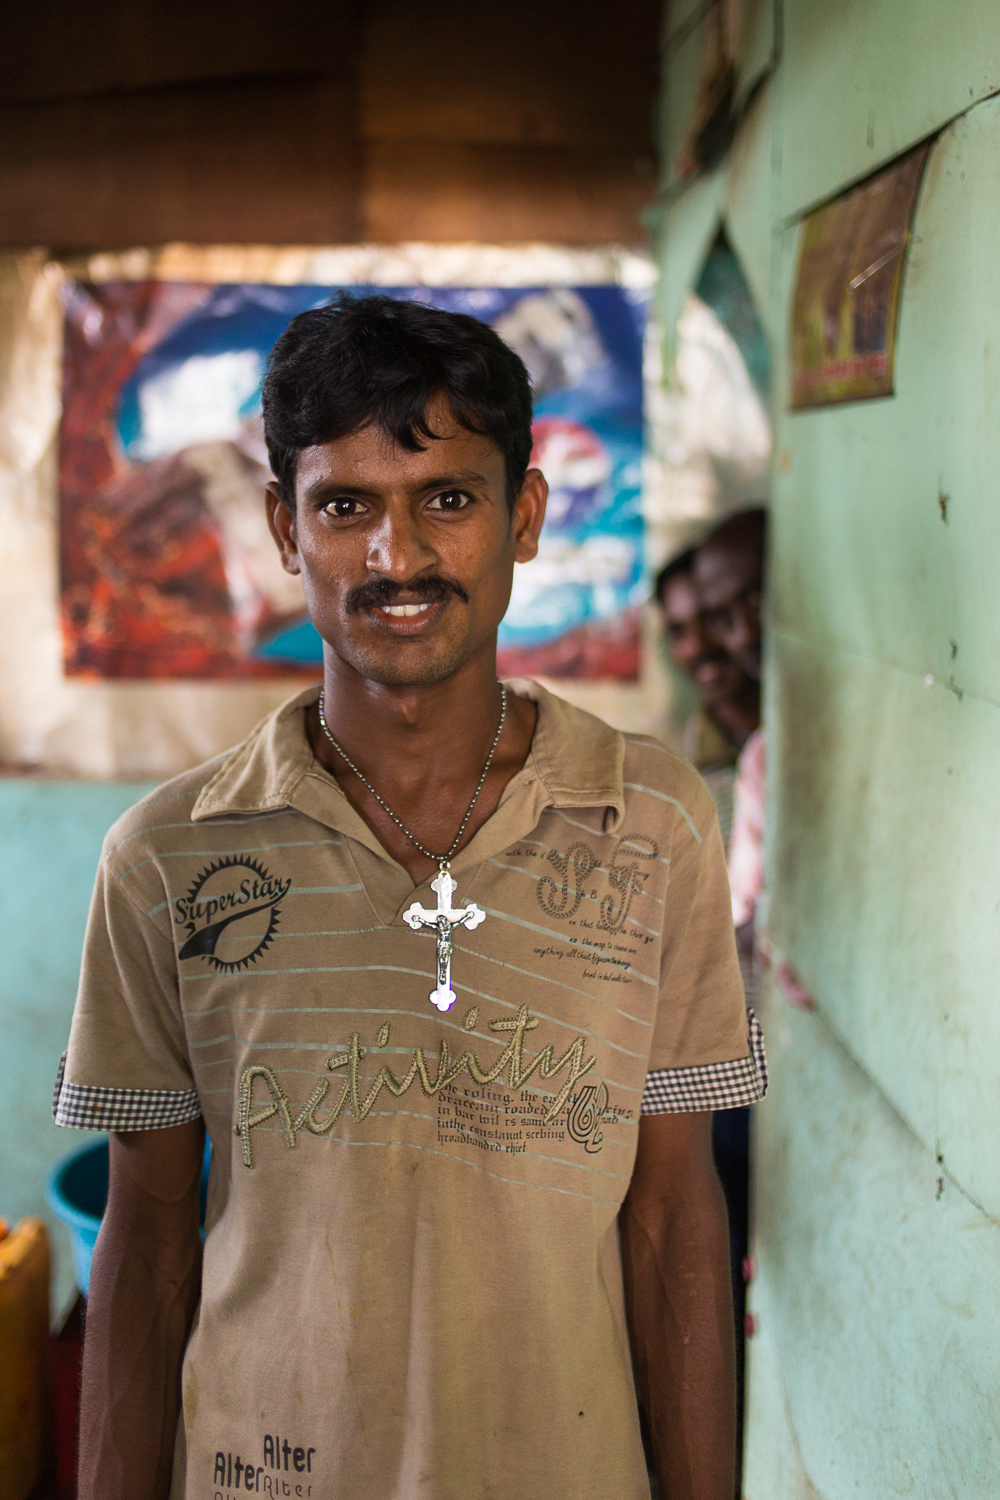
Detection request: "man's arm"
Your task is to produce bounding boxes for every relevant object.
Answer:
[620,1111,736,1500]
[79,1118,205,1500]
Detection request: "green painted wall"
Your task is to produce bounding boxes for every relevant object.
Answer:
[0,779,156,1314]
[656,2,1000,1492]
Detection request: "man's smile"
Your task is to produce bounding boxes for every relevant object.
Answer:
[363,595,454,636]
[380,603,434,618]
[268,396,546,688]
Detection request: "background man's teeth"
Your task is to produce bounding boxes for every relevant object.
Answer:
[384,603,428,617]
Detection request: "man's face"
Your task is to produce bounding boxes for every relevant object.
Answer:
[660,571,748,706]
[265,400,547,687]
[693,543,763,681]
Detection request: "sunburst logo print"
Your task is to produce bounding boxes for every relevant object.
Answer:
[174,855,292,974]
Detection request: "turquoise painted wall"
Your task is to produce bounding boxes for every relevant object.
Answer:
[1,779,156,1314]
[657,2,1000,1492]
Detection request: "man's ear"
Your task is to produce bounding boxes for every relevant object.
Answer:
[512,468,548,565]
[265,482,301,576]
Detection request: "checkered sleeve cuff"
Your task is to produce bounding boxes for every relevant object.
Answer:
[640,1008,768,1114]
[53,1051,201,1131]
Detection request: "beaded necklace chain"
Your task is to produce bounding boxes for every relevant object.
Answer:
[316,683,507,871]
[315,684,507,1012]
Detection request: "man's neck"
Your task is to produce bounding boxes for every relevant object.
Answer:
[307,647,538,885]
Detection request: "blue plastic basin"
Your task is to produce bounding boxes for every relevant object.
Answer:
[46,1136,210,1297]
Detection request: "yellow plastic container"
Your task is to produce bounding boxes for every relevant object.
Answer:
[0,1217,50,1500]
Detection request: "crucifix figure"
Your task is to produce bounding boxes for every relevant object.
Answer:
[403,866,486,1012]
[317,685,505,1014]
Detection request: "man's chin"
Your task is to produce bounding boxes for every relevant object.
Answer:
[336,636,481,689]
[694,670,739,704]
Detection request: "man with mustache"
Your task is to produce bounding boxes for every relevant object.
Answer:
[655,534,761,776]
[694,509,766,687]
[56,294,766,1500]
[656,516,766,1478]
[693,509,766,943]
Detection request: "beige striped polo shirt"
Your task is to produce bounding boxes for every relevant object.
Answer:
[56,680,765,1500]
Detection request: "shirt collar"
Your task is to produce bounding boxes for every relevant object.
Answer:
[190,678,626,844]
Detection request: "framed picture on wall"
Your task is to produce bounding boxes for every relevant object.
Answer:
[790,140,931,410]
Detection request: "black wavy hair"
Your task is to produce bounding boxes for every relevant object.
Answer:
[653,546,697,604]
[262,293,534,512]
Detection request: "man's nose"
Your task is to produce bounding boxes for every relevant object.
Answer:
[366,504,437,579]
[726,611,753,652]
[688,616,715,657]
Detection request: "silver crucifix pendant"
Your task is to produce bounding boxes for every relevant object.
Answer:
[403,865,486,1011]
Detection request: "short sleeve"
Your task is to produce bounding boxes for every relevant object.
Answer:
[641,787,767,1114]
[54,846,200,1132]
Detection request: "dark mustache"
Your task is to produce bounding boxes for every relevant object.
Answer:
[690,649,730,672]
[344,574,469,614]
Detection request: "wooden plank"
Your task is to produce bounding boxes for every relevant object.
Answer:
[360,0,660,150]
[0,77,361,247]
[2,0,352,104]
[363,139,655,244]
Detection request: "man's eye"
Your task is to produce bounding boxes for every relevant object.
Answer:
[324,497,363,519]
[704,608,735,632]
[427,490,470,512]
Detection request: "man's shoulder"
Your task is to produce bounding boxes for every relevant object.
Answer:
[99,691,314,874]
[619,732,719,844]
[99,753,241,874]
[521,682,718,845]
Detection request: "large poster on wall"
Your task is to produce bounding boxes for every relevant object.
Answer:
[60,280,647,681]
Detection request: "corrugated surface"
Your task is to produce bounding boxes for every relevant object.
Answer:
[779,0,1000,218]
[770,96,1000,1223]
[774,102,1000,694]
[660,10,716,190]
[653,79,777,353]
[655,3,1000,1493]
[747,976,1000,1499]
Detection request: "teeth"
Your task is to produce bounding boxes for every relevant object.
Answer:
[382,603,432,617]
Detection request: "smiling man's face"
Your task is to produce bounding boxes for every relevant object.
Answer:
[266,399,547,688]
[660,570,747,706]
